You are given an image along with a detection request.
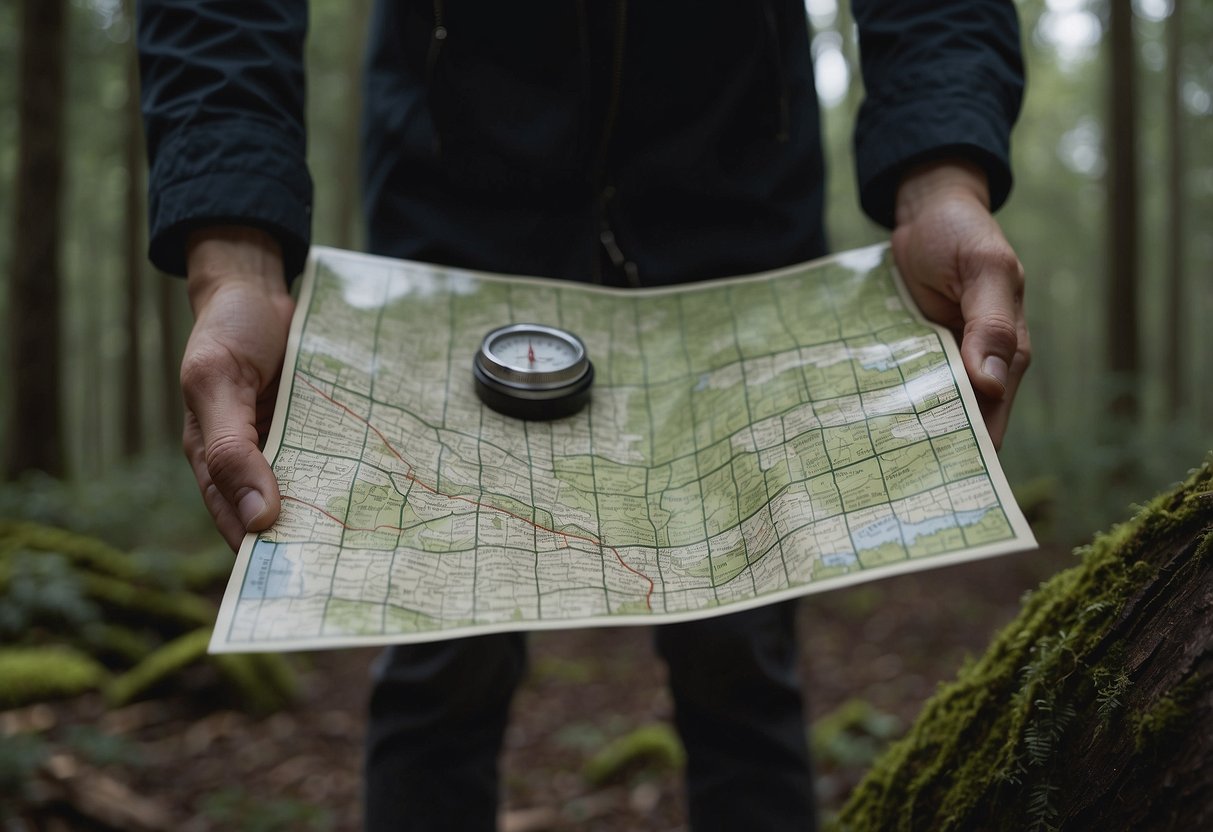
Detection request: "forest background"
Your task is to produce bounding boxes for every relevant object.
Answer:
[3,0,1210,532]
[0,0,1211,829]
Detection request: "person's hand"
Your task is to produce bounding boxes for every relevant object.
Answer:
[181,227,295,550]
[891,160,1030,449]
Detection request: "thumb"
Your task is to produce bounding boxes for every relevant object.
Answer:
[958,255,1023,402]
[183,361,281,534]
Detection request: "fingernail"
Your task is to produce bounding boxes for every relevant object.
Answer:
[982,355,1009,390]
[238,490,268,528]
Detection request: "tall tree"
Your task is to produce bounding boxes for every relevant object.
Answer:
[158,280,186,444]
[1164,0,1185,417]
[1105,0,1141,421]
[123,0,145,457]
[333,0,371,250]
[6,0,68,477]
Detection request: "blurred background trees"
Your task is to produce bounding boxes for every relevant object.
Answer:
[1,0,1210,543]
[0,3,1208,827]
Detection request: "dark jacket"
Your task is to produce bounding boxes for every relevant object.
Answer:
[139,0,1024,286]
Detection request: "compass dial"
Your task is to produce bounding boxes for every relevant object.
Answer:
[473,323,594,419]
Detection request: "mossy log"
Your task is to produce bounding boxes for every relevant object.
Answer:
[582,724,685,786]
[0,520,216,629]
[107,628,297,712]
[835,460,1213,831]
[0,647,108,706]
[0,521,141,581]
[0,521,295,713]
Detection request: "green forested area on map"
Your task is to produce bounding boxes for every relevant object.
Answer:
[1,0,1211,828]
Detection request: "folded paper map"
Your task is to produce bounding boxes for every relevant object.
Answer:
[210,244,1035,652]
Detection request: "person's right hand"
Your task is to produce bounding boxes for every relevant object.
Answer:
[182,227,295,550]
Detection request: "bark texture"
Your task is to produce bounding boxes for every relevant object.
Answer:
[835,459,1213,831]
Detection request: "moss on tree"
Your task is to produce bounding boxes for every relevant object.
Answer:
[834,459,1213,831]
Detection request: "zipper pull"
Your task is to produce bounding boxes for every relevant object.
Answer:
[599,226,626,268]
[599,225,640,288]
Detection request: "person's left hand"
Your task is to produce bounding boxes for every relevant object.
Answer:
[891,159,1030,449]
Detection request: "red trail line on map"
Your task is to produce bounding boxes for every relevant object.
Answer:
[290,372,655,610]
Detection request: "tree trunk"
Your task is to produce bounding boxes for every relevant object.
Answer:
[158,278,186,445]
[1105,0,1140,422]
[836,0,862,116]
[122,0,145,458]
[835,460,1213,831]
[6,0,68,478]
[333,0,371,250]
[1163,0,1185,417]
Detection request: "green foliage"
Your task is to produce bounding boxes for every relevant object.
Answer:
[0,550,99,637]
[83,621,159,664]
[1002,416,1212,546]
[107,628,213,706]
[81,569,216,628]
[531,654,598,684]
[0,732,51,806]
[0,455,217,552]
[60,724,147,769]
[1131,672,1203,753]
[198,787,334,832]
[0,520,142,580]
[0,518,300,818]
[582,723,686,786]
[0,520,295,713]
[210,652,299,715]
[1092,661,1132,723]
[0,647,108,707]
[133,544,238,591]
[811,699,903,771]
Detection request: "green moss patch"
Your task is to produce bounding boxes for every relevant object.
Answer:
[0,647,108,707]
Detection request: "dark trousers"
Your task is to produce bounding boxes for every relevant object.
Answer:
[364,601,816,831]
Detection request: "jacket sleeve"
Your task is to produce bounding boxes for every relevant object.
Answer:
[138,0,312,278]
[850,0,1025,228]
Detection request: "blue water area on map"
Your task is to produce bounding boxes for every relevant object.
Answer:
[241,541,295,599]
[851,507,993,552]
[897,514,959,543]
[954,508,992,527]
[821,552,858,568]
[851,513,903,550]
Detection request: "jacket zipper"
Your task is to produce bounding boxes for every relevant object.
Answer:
[426,0,447,153]
[762,0,791,143]
[427,0,447,80]
[590,0,640,287]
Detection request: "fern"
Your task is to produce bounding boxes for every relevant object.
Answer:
[1027,781,1060,832]
[1094,668,1132,721]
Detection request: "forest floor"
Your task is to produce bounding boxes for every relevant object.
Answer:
[6,544,1069,831]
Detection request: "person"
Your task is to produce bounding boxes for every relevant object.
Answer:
[139,1,1029,829]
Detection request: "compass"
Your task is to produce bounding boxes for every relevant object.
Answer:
[473,323,594,420]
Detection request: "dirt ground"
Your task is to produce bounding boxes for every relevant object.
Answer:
[5,544,1068,831]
